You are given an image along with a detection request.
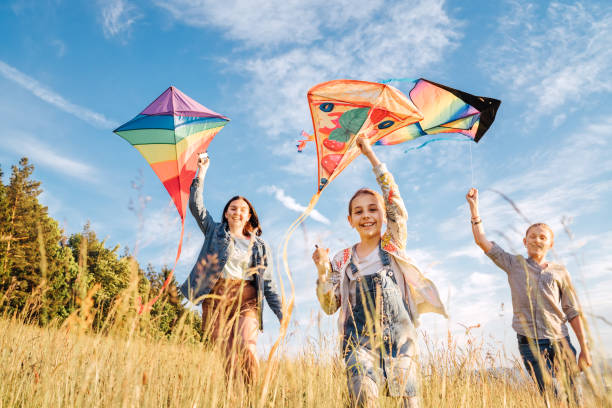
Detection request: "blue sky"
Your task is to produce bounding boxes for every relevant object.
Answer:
[1,0,611,362]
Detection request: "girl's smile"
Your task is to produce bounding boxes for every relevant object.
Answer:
[348,194,385,239]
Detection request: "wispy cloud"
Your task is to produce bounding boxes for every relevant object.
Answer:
[155,0,384,48]
[50,39,66,57]
[243,0,460,137]
[4,131,96,181]
[0,60,117,128]
[100,0,140,40]
[438,115,612,243]
[480,1,612,118]
[155,0,460,137]
[260,185,330,224]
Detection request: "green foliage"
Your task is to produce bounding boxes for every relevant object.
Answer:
[0,157,201,339]
[0,158,76,321]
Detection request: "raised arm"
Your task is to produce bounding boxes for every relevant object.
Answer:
[356,136,408,248]
[466,188,493,253]
[189,154,215,234]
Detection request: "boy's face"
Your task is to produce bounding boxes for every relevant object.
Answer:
[523,225,554,260]
[348,193,385,240]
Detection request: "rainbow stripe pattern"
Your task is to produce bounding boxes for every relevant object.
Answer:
[114,86,229,219]
[375,78,500,146]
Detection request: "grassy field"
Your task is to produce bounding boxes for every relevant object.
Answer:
[1,311,610,408]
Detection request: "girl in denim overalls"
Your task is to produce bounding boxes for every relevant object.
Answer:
[313,137,447,408]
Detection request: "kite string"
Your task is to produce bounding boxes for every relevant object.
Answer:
[469,140,475,187]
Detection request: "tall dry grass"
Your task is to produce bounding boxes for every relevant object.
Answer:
[1,234,611,407]
[2,308,611,407]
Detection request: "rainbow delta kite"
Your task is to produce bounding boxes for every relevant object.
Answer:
[114,86,229,312]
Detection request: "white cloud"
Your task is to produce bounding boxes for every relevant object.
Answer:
[480,1,612,117]
[155,0,384,48]
[100,0,139,40]
[260,185,330,224]
[241,0,460,137]
[3,131,96,181]
[0,60,117,128]
[155,0,460,137]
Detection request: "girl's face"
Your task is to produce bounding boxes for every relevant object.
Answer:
[348,193,385,240]
[225,198,250,233]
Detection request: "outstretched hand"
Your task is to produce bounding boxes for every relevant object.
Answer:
[312,246,330,277]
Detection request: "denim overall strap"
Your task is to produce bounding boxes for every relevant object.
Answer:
[378,244,392,268]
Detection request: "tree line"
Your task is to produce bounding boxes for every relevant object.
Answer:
[0,158,201,337]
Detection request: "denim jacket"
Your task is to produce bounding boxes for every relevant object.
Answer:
[179,175,283,330]
[316,163,447,336]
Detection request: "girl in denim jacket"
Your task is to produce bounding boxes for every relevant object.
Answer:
[180,155,283,385]
[313,137,446,408]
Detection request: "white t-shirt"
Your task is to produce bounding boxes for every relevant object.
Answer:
[355,248,384,276]
[222,237,254,281]
[346,248,385,305]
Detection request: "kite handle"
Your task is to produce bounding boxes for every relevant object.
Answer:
[137,218,185,314]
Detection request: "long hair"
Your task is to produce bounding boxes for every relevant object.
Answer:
[222,195,262,237]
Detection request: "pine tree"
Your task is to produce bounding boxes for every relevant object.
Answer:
[0,158,78,322]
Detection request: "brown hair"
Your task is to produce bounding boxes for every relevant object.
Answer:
[348,188,385,215]
[222,196,262,237]
[525,223,554,239]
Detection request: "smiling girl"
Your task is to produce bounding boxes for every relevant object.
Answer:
[179,154,283,386]
[312,136,446,408]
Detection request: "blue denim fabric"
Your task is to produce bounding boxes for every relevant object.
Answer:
[179,177,283,330]
[517,334,580,400]
[343,246,418,398]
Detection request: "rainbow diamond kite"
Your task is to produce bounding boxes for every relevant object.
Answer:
[114,86,229,219]
[114,86,229,312]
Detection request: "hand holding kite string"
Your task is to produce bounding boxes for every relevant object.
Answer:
[355,135,381,168]
[312,245,330,279]
[466,188,479,214]
[197,153,210,179]
[113,86,229,313]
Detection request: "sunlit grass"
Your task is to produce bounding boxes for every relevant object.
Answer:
[2,310,610,407]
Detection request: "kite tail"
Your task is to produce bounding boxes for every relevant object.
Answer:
[137,218,185,314]
[296,130,315,152]
[404,136,471,153]
[259,192,320,404]
[379,77,418,84]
